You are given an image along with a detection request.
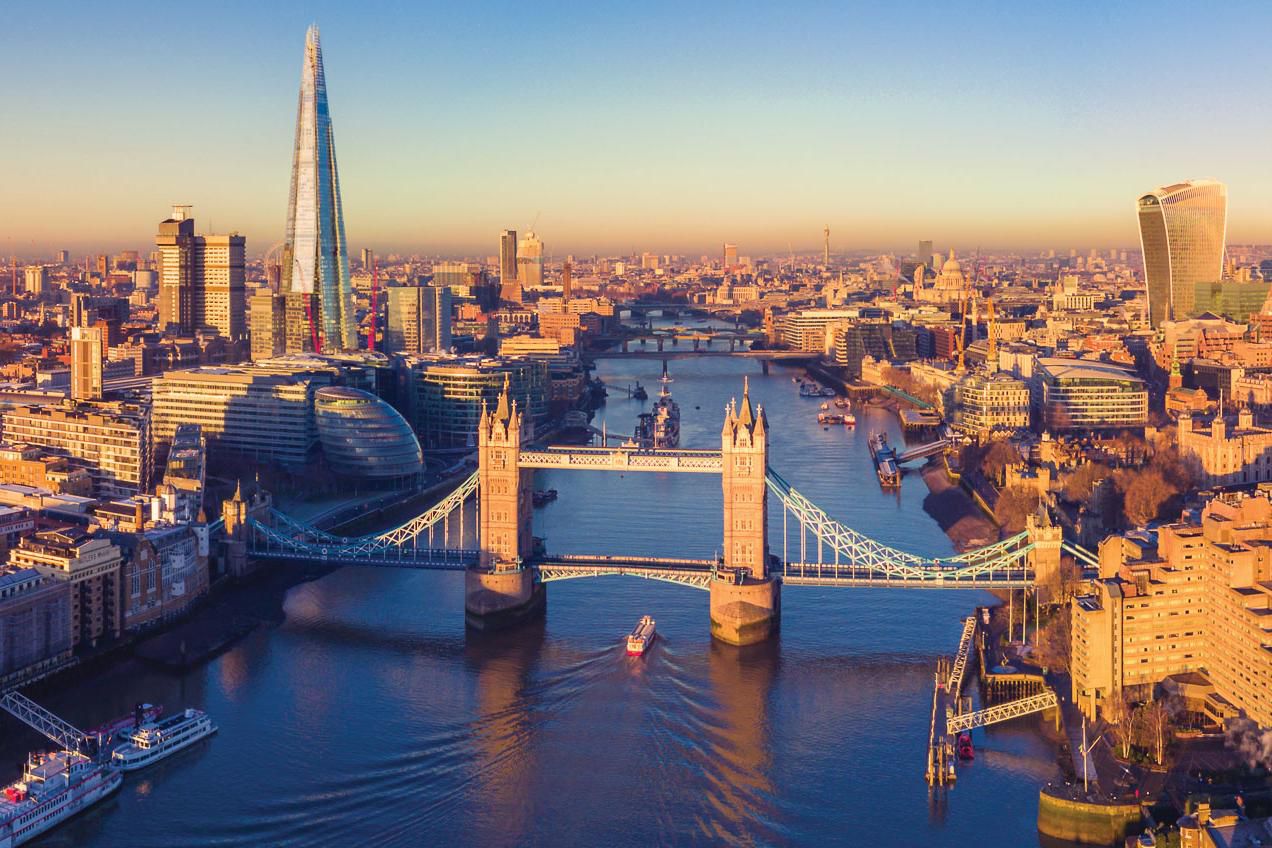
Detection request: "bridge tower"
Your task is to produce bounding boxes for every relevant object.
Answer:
[712,378,780,645]
[467,379,545,629]
[1026,510,1062,602]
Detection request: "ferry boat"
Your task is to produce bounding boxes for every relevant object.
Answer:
[88,703,162,744]
[820,387,836,397]
[799,383,821,398]
[111,708,216,772]
[626,615,657,656]
[868,432,901,488]
[632,365,680,448]
[818,412,845,425]
[0,750,122,847]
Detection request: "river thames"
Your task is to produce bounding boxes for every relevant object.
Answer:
[13,353,1069,847]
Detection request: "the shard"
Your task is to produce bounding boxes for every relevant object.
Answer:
[282,24,357,351]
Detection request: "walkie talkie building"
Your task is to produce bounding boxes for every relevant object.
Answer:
[1136,179,1227,328]
[282,24,357,351]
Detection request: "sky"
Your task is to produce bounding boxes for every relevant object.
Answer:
[2,0,1270,259]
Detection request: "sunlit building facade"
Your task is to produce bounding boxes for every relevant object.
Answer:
[1137,180,1227,327]
[281,24,357,351]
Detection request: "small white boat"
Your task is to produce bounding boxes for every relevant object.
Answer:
[626,615,656,656]
[843,413,856,427]
[111,708,217,772]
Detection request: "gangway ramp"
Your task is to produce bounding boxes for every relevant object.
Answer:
[946,616,977,698]
[945,690,1058,734]
[0,690,91,753]
[896,439,950,464]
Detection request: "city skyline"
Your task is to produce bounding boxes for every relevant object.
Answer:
[4,2,1272,256]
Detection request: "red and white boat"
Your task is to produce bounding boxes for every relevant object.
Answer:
[626,615,656,656]
[0,750,122,847]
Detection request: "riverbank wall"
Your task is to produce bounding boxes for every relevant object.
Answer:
[1036,789,1143,845]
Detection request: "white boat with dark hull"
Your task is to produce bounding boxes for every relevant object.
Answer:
[0,750,122,848]
[111,708,216,772]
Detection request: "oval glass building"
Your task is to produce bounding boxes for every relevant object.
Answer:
[314,386,423,480]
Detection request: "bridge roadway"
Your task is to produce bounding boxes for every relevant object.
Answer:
[587,349,814,361]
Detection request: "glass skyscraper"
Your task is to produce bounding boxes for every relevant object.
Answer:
[1136,179,1227,327]
[283,24,357,351]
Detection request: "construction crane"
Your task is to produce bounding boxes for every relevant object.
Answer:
[0,690,94,756]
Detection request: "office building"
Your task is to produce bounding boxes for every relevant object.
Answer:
[777,309,857,352]
[1137,180,1228,327]
[385,285,452,354]
[0,566,72,688]
[70,326,103,401]
[314,387,422,480]
[561,260,573,300]
[1071,492,1272,727]
[400,355,548,450]
[517,232,544,290]
[8,528,122,649]
[23,265,46,296]
[360,247,373,269]
[723,243,738,269]
[918,239,934,270]
[250,290,287,360]
[281,24,357,351]
[151,365,335,468]
[55,250,69,265]
[284,291,321,354]
[1034,357,1148,430]
[155,206,247,339]
[499,229,519,301]
[0,403,151,498]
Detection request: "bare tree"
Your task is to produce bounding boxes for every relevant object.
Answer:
[1137,698,1176,766]
[1102,691,1138,760]
[994,486,1041,534]
[1032,607,1071,673]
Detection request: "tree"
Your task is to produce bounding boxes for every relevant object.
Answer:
[994,486,1041,534]
[981,440,1022,486]
[1032,607,1071,674]
[1136,697,1177,766]
[1118,467,1174,527]
[1063,462,1111,504]
[1103,691,1138,760]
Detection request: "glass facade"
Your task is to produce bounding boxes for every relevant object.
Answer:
[1136,180,1227,327]
[283,25,357,351]
[314,387,423,479]
[401,355,548,450]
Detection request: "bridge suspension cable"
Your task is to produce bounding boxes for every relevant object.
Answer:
[766,469,1035,585]
[250,471,479,560]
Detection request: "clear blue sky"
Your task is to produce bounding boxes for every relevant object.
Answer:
[2,0,1269,259]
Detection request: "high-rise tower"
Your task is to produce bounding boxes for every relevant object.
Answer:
[499,229,520,303]
[282,24,357,351]
[1136,180,1227,327]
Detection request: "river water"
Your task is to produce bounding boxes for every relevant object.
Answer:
[11,341,1067,847]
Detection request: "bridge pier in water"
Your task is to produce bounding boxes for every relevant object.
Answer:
[712,378,780,646]
[468,378,547,631]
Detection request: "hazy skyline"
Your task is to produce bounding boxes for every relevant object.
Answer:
[3,0,1271,258]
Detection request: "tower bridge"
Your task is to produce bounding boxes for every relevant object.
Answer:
[231,379,1084,645]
